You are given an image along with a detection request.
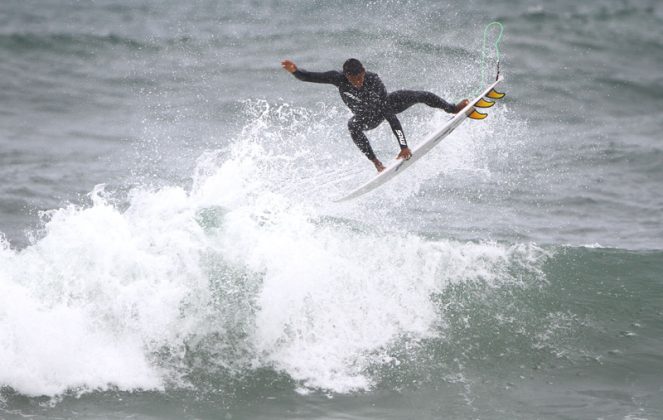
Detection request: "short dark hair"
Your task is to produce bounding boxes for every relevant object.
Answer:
[343,58,364,75]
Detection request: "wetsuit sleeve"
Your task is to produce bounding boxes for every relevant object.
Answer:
[293,69,343,86]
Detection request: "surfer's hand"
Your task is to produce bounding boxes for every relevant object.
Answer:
[397,147,412,160]
[453,99,470,113]
[281,60,298,73]
[371,158,386,172]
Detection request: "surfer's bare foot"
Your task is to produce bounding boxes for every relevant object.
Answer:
[397,147,412,160]
[372,158,385,172]
[453,99,470,113]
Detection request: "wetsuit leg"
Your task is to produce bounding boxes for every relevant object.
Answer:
[387,90,456,114]
[348,115,384,160]
[384,114,408,149]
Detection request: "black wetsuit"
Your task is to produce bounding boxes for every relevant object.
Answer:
[293,68,456,160]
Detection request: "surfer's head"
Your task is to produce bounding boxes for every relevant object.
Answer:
[343,58,365,88]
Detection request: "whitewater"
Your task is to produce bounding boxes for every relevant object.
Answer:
[0,99,546,397]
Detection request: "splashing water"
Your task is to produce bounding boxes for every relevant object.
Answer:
[0,98,543,397]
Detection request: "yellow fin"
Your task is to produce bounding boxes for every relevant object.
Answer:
[469,109,488,120]
[486,89,505,99]
[474,98,495,108]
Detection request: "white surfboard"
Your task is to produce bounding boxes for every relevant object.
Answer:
[335,78,504,202]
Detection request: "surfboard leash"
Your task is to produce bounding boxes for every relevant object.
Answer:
[476,21,504,95]
[465,21,506,120]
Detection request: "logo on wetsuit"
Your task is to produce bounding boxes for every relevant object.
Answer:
[343,92,361,102]
[395,129,407,147]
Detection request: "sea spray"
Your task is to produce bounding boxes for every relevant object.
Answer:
[0,138,547,396]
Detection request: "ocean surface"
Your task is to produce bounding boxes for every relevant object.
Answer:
[1,0,662,418]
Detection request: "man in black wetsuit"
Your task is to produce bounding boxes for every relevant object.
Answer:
[281,58,469,172]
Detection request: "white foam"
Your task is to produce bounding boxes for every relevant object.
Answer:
[0,185,211,396]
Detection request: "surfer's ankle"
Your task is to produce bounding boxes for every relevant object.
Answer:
[453,99,470,113]
[372,158,385,172]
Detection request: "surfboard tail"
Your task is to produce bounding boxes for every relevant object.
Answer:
[470,84,506,120]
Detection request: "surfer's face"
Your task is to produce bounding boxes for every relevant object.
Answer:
[346,71,365,88]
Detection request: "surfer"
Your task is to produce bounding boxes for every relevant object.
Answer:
[281,58,469,172]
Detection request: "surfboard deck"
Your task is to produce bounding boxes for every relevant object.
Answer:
[334,78,504,202]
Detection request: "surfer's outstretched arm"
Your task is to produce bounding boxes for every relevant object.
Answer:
[281,60,343,86]
[293,69,344,85]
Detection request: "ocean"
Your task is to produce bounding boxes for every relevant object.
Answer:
[1,0,662,418]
